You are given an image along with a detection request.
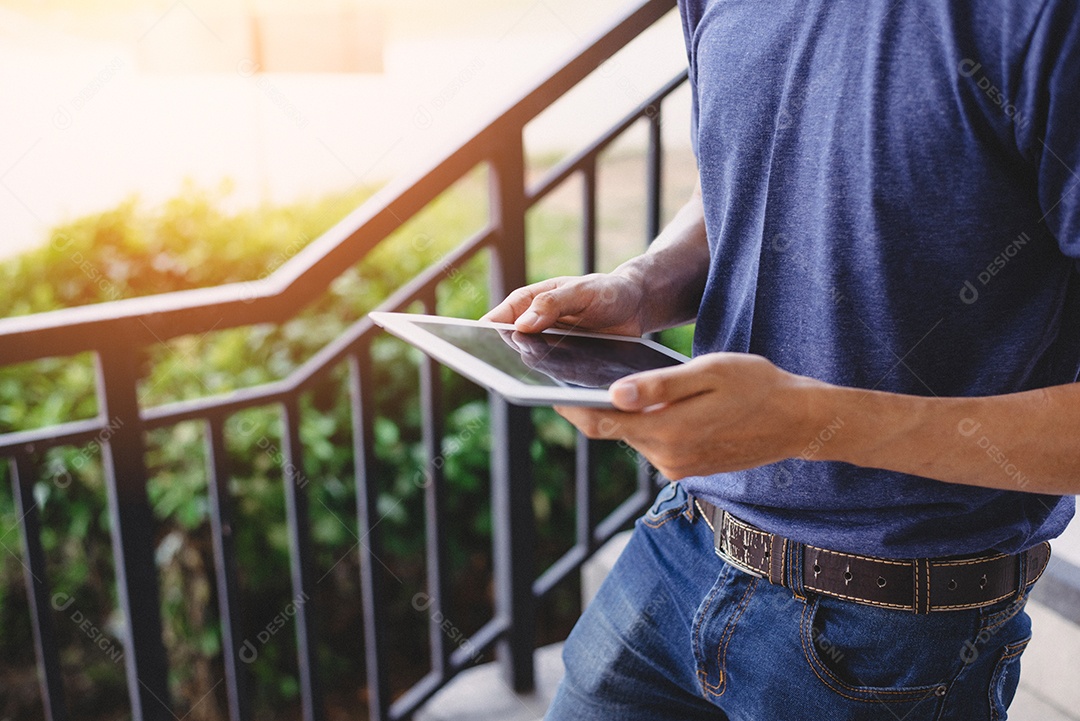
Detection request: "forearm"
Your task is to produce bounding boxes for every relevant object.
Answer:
[611,188,709,333]
[810,381,1080,494]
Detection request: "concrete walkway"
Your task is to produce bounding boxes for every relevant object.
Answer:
[415,644,564,721]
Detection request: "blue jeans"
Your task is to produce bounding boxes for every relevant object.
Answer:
[546,483,1032,721]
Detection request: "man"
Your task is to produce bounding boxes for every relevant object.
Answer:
[484,0,1080,718]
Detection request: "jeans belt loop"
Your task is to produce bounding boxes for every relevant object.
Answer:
[786,538,806,600]
[768,533,787,587]
[1014,547,1029,603]
[914,558,931,615]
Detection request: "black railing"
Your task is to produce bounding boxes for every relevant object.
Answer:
[0,1,686,720]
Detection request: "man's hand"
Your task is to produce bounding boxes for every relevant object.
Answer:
[482,273,646,336]
[556,351,1080,495]
[483,184,710,336]
[556,353,822,480]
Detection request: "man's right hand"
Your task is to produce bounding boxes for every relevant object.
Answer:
[481,273,646,336]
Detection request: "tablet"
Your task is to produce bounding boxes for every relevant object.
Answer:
[369,312,689,407]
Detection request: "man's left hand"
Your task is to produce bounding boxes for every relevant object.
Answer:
[556,353,822,480]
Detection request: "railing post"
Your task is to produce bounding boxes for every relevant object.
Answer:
[581,162,598,274]
[577,160,600,575]
[489,397,536,693]
[204,418,251,721]
[349,346,390,721]
[419,295,453,676]
[95,342,172,721]
[645,107,663,242]
[10,454,69,721]
[489,139,537,693]
[280,399,325,721]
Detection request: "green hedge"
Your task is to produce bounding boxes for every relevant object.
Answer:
[0,174,678,720]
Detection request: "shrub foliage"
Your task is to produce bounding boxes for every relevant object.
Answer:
[0,178,656,720]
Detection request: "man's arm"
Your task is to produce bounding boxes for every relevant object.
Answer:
[557,356,1080,495]
[818,380,1080,495]
[483,186,709,336]
[609,185,710,334]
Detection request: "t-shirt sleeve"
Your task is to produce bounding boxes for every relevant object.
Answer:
[1015,0,1080,263]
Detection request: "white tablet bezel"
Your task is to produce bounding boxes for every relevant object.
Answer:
[369,312,689,407]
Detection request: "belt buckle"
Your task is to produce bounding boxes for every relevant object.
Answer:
[713,511,765,579]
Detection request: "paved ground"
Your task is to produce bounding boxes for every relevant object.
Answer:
[415,644,564,721]
[1011,600,1080,720]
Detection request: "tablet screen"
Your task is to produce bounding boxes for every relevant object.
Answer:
[413,320,682,390]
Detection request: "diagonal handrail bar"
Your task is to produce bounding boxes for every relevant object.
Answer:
[0,0,677,369]
[0,1,686,719]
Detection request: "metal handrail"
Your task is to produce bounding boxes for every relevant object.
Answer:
[0,63,686,453]
[1,1,687,720]
[0,0,677,368]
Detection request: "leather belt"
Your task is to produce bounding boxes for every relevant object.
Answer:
[694,499,1051,614]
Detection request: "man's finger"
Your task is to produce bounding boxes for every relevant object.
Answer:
[555,406,630,440]
[514,284,589,332]
[481,280,559,324]
[609,356,719,411]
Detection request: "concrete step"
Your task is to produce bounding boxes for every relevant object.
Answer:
[414,643,565,721]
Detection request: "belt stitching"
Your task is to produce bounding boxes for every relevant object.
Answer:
[697,499,1045,611]
[695,499,715,534]
[933,554,1009,566]
[923,558,932,615]
[805,545,910,566]
[933,591,1015,610]
[914,558,920,614]
[803,584,912,610]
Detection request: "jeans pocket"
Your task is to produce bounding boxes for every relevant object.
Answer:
[800,594,972,706]
[987,637,1030,721]
[642,482,689,527]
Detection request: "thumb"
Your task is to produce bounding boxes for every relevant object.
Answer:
[609,358,714,411]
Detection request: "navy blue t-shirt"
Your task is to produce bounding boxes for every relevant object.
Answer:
[678,0,1079,557]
